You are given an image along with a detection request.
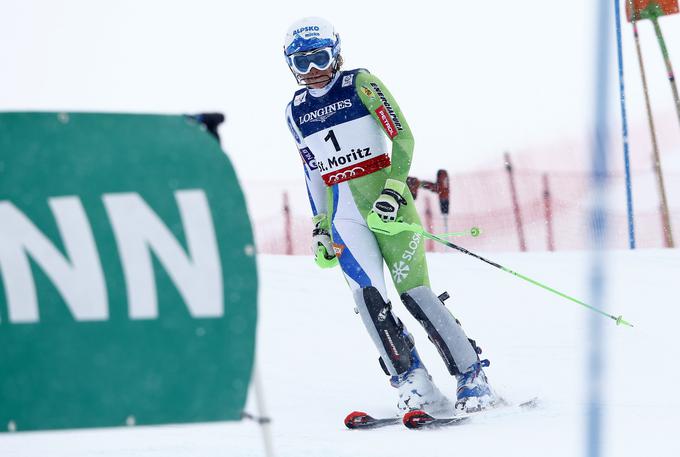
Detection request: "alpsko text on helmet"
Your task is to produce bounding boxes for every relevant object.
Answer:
[293,26,320,35]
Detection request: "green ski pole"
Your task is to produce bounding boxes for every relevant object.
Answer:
[367,213,633,328]
[439,227,482,238]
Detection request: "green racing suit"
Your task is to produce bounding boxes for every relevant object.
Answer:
[286,68,481,380]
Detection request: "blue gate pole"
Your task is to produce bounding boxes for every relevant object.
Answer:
[587,0,612,456]
[615,0,636,249]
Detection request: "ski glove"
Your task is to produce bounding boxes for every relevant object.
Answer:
[372,179,408,222]
[312,214,338,269]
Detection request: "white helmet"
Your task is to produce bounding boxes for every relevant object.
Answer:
[283,17,342,86]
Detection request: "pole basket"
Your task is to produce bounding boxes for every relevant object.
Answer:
[626,0,679,21]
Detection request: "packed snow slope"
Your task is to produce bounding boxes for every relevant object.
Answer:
[2,249,679,457]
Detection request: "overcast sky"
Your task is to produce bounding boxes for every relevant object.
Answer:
[2,0,679,183]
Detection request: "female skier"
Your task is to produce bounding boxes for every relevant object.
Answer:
[283,17,494,413]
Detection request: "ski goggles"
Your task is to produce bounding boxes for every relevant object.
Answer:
[290,48,333,74]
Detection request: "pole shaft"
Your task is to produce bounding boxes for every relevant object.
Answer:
[543,174,555,251]
[504,152,527,251]
[253,364,275,457]
[419,231,629,325]
[588,0,614,453]
[615,0,636,249]
[438,169,450,234]
[650,16,677,247]
[424,197,434,252]
[283,192,293,255]
[369,214,632,326]
[632,21,675,247]
[651,16,680,128]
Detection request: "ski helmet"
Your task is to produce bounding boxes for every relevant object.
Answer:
[283,17,341,86]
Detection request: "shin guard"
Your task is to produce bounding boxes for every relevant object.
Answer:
[353,286,413,376]
[401,286,479,376]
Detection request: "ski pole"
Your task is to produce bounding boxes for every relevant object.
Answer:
[366,216,481,239]
[367,213,633,327]
[439,226,481,238]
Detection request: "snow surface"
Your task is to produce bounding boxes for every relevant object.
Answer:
[2,250,678,457]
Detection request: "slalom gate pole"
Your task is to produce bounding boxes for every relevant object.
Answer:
[588,0,614,454]
[615,0,637,249]
[650,15,680,128]
[650,14,678,247]
[366,213,633,327]
[631,16,675,247]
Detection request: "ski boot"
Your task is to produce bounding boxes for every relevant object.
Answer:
[454,359,495,413]
[391,349,450,413]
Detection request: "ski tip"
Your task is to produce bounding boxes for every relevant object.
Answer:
[344,411,371,429]
[403,409,434,429]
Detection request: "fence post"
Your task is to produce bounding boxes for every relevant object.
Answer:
[660,203,673,248]
[543,173,555,251]
[424,197,434,252]
[504,152,527,251]
[437,169,450,234]
[283,192,293,255]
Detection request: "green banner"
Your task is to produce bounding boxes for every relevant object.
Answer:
[0,112,257,431]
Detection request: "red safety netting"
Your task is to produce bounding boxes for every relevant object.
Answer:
[246,107,680,255]
[247,166,680,255]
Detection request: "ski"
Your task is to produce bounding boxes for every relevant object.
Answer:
[345,398,539,430]
[403,397,539,430]
[403,410,470,429]
[344,411,401,429]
